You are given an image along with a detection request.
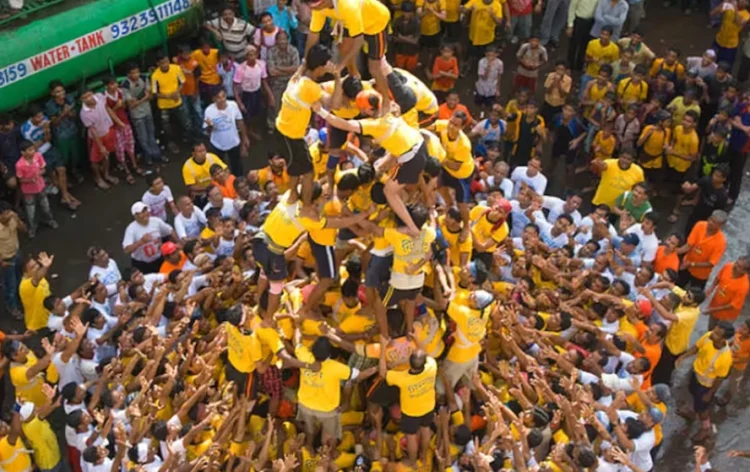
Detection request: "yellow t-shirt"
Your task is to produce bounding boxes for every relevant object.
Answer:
[434,120,475,179]
[384,225,437,290]
[225,323,263,373]
[309,0,391,36]
[10,353,47,408]
[150,64,185,109]
[444,0,461,21]
[359,114,423,156]
[19,276,50,331]
[0,436,32,472]
[664,289,700,355]
[308,141,328,180]
[413,311,445,358]
[667,125,699,173]
[299,198,340,247]
[396,68,439,128]
[466,0,504,46]
[617,77,648,104]
[446,303,489,363]
[386,356,438,416]
[417,0,446,36]
[191,49,221,85]
[438,215,472,266]
[668,96,701,128]
[182,153,226,188]
[276,76,323,139]
[585,39,620,77]
[21,416,60,469]
[639,125,670,166]
[716,8,750,48]
[593,132,616,160]
[693,331,733,387]
[320,80,372,119]
[263,192,319,250]
[423,129,447,162]
[296,344,352,412]
[592,159,645,208]
[469,205,509,252]
[371,212,396,255]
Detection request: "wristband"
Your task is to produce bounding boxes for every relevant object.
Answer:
[317,108,330,119]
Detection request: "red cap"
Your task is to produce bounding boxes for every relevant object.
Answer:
[355,90,382,114]
[496,198,512,215]
[637,299,653,318]
[161,242,178,256]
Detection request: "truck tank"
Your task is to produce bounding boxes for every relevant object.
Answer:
[0,0,205,112]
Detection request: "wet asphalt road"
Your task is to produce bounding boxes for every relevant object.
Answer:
[1,4,750,471]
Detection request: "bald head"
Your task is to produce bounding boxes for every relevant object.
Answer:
[409,349,427,372]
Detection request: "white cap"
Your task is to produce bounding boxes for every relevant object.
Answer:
[131,201,148,216]
[705,49,717,59]
[19,402,35,421]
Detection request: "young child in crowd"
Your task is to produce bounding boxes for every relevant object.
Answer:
[142,173,177,222]
[174,44,202,131]
[104,76,143,185]
[393,1,421,72]
[431,44,459,103]
[16,141,58,237]
[475,46,503,108]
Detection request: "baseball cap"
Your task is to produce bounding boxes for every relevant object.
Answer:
[647,406,665,424]
[131,201,148,216]
[652,384,672,404]
[473,290,494,310]
[637,298,653,318]
[355,90,382,114]
[622,233,640,247]
[495,198,512,215]
[705,49,717,59]
[161,242,178,256]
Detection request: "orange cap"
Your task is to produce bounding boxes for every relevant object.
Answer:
[355,90,382,114]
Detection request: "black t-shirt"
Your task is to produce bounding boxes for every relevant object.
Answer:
[0,126,22,168]
[695,175,728,219]
[393,18,420,56]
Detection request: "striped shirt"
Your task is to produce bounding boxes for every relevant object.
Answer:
[209,17,255,59]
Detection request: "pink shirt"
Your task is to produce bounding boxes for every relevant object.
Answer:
[80,93,113,138]
[16,152,46,195]
[233,60,267,93]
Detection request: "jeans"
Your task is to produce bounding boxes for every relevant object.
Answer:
[159,103,192,146]
[540,0,569,45]
[23,192,54,233]
[296,30,308,60]
[510,14,533,40]
[625,1,645,33]
[131,115,162,163]
[184,95,204,134]
[0,251,22,312]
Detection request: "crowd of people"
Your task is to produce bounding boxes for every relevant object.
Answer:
[3,0,750,471]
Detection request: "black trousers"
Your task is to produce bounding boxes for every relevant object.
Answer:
[212,144,243,177]
[651,345,679,386]
[728,148,747,201]
[567,17,594,71]
[677,269,708,291]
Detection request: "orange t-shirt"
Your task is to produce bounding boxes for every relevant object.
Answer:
[653,246,679,274]
[214,175,237,199]
[709,262,750,321]
[174,57,199,96]
[730,334,750,371]
[684,221,726,280]
[257,167,290,194]
[160,252,188,275]
[437,103,473,122]
[431,56,459,92]
[636,338,662,390]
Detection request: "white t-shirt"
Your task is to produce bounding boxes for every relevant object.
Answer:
[122,218,174,262]
[532,211,569,249]
[53,352,84,388]
[475,57,504,97]
[510,167,548,197]
[142,186,175,221]
[174,208,207,239]
[203,101,243,151]
[204,198,238,220]
[625,223,658,263]
[618,410,656,471]
[89,259,121,286]
[542,196,582,225]
[510,200,532,238]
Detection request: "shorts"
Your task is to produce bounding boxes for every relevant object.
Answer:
[348,351,378,371]
[42,148,61,170]
[665,164,689,188]
[54,135,83,168]
[277,130,313,177]
[442,21,461,42]
[689,371,714,414]
[225,361,257,397]
[395,53,419,72]
[439,169,472,204]
[261,365,283,398]
[366,29,388,60]
[365,253,393,289]
[241,89,263,118]
[87,127,116,163]
[388,70,418,114]
[381,285,421,306]
[401,411,435,434]
[439,356,480,392]
[394,142,428,185]
[297,404,342,439]
[310,237,337,280]
[643,165,663,185]
[366,377,400,406]
[475,94,497,107]
[420,33,442,49]
[252,236,287,281]
[328,124,350,150]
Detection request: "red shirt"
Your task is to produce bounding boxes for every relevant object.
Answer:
[431,56,459,92]
[508,0,533,16]
[16,153,46,195]
[437,103,473,122]
[104,90,130,125]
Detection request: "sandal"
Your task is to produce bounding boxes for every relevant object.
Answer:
[134,167,146,176]
[668,211,680,223]
[125,174,136,185]
[96,179,110,190]
[105,175,119,185]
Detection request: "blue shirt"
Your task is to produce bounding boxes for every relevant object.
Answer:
[266,4,299,36]
[590,0,629,40]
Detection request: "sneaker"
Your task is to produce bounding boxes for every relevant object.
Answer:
[45,185,59,196]
[46,220,59,229]
[510,36,519,45]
